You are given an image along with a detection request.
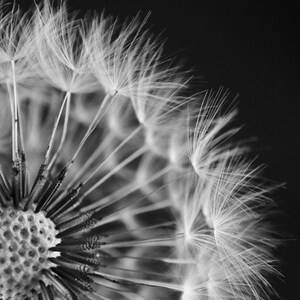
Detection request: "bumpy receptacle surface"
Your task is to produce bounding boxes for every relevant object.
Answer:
[0,206,60,300]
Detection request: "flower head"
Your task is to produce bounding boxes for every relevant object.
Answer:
[0,1,280,300]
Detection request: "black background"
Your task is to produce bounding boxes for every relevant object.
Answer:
[18,0,300,299]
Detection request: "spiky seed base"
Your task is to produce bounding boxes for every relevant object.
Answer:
[0,207,60,300]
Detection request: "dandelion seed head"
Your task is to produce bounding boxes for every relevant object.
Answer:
[180,264,209,300]
[0,0,281,299]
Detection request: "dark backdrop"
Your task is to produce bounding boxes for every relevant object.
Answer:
[18,0,300,299]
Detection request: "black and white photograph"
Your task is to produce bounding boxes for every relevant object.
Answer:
[0,1,298,299]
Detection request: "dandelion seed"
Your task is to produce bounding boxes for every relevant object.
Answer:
[31,1,98,94]
[0,1,280,300]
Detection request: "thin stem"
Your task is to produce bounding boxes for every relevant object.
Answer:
[80,145,147,200]
[40,93,117,210]
[66,133,114,189]
[6,81,16,161]
[107,220,175,239]
[82,125,142,185]
[11,60,19,160]
[93,271,184,292]
[81,164,172,213]
[94,199,171,229]
[44,91,71,166]
[66,92,117,168]
[100,235,179,249]
[25,92,70,207]
[47,92,72,171]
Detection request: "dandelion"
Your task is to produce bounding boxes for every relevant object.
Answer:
[0,1,280,300]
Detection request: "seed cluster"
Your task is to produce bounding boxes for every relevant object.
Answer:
[0,0,279,298]
[0,206,60,300]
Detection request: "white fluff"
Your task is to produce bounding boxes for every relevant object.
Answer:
[0,1,280,299]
